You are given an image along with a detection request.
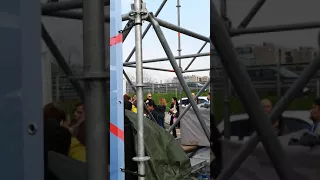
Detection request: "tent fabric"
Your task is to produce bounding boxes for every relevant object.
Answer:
[180,106,210,147]
[125,110,192,180]
[222,130,320,180]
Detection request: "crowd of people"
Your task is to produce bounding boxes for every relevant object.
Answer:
[43,102,86,180]
[123,93,181,137]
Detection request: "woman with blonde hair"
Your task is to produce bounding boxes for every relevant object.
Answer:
[156,97,167,128]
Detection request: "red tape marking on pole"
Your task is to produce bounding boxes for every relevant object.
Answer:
[110,123,124,141]
[110,33,123,46]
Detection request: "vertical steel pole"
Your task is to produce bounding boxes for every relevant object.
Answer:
[132,1,149,179]
[220,0,231,140]
[276,49,282,99]
[82,0,108,179]
[177,0,183,105]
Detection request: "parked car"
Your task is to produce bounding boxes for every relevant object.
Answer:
[179,96,208,106]
[217,110,313,140]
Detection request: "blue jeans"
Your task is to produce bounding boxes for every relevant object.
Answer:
[158,119,165,129]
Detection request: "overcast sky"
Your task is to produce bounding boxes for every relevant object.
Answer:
[42,0,320,82]
[122,0,320,82]
[121,0,210,82]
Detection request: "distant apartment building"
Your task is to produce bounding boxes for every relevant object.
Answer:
[172,75,209,83]
[283,46,317,64]
[212,42,318,66]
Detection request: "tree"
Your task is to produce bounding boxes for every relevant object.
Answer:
[126,70,154,83]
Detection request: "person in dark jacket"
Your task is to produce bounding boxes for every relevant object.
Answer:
[43,103,72,180]
[146,99,162,126]
[156,97,167,128]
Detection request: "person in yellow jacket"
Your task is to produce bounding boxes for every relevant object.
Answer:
[60,113,87,162]
[68,137,86,162]
[131,95,137,113]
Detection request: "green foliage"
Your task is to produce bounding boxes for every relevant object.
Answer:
[58,91,315,125]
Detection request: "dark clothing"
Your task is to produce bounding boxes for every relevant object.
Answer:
[44,118,72,180]
[170,116,177,138]
[156,105,166,128]
[148,109,164,128]
[124,100,132,111]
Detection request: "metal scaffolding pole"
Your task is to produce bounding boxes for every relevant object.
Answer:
[148,17,210,42]
[149,13,210,140]
[123,52,209,65]
[177,0,183,108]
[123,70,158,123]
[122,20,134,42]
[124,65,173,72]
[184,68,210,73]
[220,0,231,140]
[41,24,84,100]
[231,21,320,36]
[41,0,110,14]
[237,0,266,28]
[131,1,149,179]
[82,0,108,179]
[211,2,294,180]
[184,40,209,71]
[124,0,168,62]
[42,11,130,22]
[168,80,210,132]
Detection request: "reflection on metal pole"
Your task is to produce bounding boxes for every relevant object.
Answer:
[211,2,294,179]
[168,80,210,132]
[220,0,231,140]
[41,0,110,14]
[237,0,266,28]
[131,1,150,179]
[177,0,183,105]
[276,49,282,99]
[124,0,168,62]
[217,53,320,180]
[149,13,210,140]
[82,0,108,179]
[231,21,320,36]
[41,24,84,100]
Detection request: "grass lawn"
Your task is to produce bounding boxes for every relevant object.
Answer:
[57,91,316,124]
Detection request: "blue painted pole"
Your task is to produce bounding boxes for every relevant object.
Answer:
[110,0,125,179]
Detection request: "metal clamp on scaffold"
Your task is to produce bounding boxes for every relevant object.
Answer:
[120,168,146,177]
[134,83,146,88]
[128,1,148,25]
[119,20,135,34]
